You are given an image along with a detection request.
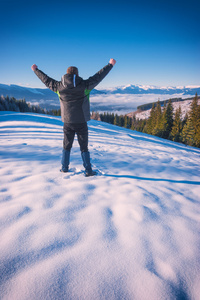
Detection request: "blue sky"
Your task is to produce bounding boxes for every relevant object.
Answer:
[0,0,199,89]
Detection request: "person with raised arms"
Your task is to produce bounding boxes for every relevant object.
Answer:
[31,58,116,176]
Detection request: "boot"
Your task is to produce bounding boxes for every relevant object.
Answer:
[81,151,97,177]
[61,149,70,172]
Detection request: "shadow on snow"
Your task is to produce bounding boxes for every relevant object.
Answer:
[104,174,200,185]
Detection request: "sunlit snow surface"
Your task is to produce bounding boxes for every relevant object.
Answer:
[0,112,200,300]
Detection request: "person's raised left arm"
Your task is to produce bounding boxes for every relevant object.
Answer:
[85,59,116,91]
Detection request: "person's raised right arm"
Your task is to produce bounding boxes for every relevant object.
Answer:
[31,64,59,92]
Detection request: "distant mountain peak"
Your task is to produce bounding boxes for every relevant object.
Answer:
[101,84,200,95]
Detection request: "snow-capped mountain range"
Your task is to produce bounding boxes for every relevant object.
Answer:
[1,83,199,112]
[102,84,200,95]
[1,83,200,99]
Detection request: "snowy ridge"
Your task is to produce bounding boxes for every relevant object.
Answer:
[1,83,200,97]
[0,112,200,300]
[101,84,200,95]
[134,98,200,120]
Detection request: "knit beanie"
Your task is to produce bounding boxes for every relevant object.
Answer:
[67,66,79,76]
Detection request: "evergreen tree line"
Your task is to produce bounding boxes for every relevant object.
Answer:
[93,93,200,148]
[0,95,61,116]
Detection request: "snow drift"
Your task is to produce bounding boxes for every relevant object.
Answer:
[0,112,200,300]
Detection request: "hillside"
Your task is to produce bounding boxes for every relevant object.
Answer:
[0,112,200,300]
[128,97,200,120]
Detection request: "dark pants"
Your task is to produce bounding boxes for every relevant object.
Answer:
[63,122,88,152]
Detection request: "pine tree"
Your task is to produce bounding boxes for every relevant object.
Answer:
[130,116,136,130]
[181,93,200,147]
[138,119,146,132]
[181,119,195,146]
[106,112,111,123]
[111,113,115,124]
[189,93,200,145]
[142,119,147,133]
[162,99,174,138]
[114,114,119,126]
[182,112,188,128]
[152,100,162,136]
[170,106,182,142]
[119,115,124,127]
[189,93,199,131]
[103,112,107,122]
[195,104,200,147]
[146,103,156,134]
[124,116,129,128]
[3,96,9,111]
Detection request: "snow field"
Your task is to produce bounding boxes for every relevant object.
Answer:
[0,111,200,300]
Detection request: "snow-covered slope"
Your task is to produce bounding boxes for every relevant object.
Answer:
[0,112,200,300]
[134,98,200,120]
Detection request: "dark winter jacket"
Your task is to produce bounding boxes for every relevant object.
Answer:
[34,63,113,123]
